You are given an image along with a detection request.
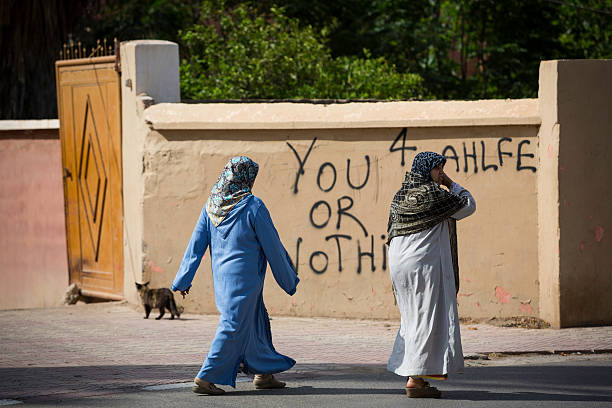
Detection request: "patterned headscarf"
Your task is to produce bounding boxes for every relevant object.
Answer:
[205,156,259,226]
[411,151,447,181]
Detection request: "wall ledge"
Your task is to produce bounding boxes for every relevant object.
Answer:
[0,120,59,131]
[144,99,540,130]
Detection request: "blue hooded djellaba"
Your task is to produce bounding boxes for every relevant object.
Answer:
[171,156,299,387]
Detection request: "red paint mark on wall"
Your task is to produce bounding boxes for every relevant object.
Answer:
[579,241,585,252]
[519,303,533,314]
[594,226,604,243]
[475,301,481,308]
[495,286,511,304]
[548,145,552,158]
[145,260,164,274]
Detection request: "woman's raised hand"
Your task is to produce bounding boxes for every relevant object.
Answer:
[440,172,453,189]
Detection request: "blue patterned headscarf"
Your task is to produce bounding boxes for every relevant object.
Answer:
[410,151,447,181]
[205,156,259,226]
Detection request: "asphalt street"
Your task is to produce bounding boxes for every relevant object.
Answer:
[12,356,612,407]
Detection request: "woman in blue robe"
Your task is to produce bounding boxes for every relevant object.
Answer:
[172,156,299,395]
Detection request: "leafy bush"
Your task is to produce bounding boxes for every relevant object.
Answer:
[179,1,423,100]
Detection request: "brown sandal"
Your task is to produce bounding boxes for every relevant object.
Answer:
[253,374,286,389]
[405,385,441,398]
[192,378,225,395]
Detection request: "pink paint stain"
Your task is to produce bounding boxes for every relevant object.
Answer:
[548,145,552,158]
[146,260,164,274]
[495,286,511,304]
[475,301,481,308]
[594,226,604,243]
[579,241,585,252]
[519,303,533,314]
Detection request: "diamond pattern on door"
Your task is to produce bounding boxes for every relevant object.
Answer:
[77,96,108,261]
[56,56,123,300]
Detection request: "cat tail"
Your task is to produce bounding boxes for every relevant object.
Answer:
[169,296,181,318]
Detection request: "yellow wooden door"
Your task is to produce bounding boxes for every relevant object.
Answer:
[55,57,123,299]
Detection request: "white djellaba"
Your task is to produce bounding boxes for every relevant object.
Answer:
[387,182,476,377]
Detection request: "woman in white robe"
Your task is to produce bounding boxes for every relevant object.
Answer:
[386,151,476,398]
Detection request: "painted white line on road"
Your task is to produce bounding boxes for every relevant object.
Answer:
[0,400,23,406]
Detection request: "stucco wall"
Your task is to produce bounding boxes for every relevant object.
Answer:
[120,41,611,326]
[543,60,612,327]
[0,123,69,310]
[129,96,539,318]
[137,121,540,319]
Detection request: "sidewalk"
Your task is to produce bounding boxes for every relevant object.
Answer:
[1,302,611,403]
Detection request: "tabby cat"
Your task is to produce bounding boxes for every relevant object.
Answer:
[135,282,182,320]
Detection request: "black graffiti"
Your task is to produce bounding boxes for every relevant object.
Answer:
[325,234,352,272]
[287,137,317,194]
[381,234,387,271]
[389,128,417,166]
[309,251,328,274]
[309,200,332,229]
[498,137,513,166]
[517,140,537,172]
[441,138,536,173]
[336,196,368,237]
[481,140,499,171]
[463,141,478,173]
[294,237,302,274]
[317,162,336,192]
[297,234,388,275]
[346,155,370,190]
[357,235,375,274]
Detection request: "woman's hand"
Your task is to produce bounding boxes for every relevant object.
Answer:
[439,172,453,189]
[180,288,189,299]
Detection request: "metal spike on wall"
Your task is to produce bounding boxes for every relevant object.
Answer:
[59,38,118,60]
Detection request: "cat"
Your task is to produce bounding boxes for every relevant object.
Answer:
[135,282,182,320]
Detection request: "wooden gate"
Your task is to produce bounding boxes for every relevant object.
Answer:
[55,54,123,300]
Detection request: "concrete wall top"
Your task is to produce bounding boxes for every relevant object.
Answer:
[0,120,59,131]
[144,98,540,130]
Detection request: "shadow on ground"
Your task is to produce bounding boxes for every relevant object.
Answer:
[1,362,611,404]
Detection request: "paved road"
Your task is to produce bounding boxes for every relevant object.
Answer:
[1,302,612,406]
[13,358,612,407]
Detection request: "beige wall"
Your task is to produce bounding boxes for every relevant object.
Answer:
[137,124,539,319]
[119,41,611,326]
[539,60,612,328]
[120,40,180,305]
[0,123,69,310]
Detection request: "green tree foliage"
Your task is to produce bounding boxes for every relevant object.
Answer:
[3,0,610,117]
[279,0,612,99]
[179,1,424,100]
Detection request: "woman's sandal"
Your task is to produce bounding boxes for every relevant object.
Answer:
[192,378,225,395]
[405,385,442,399]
